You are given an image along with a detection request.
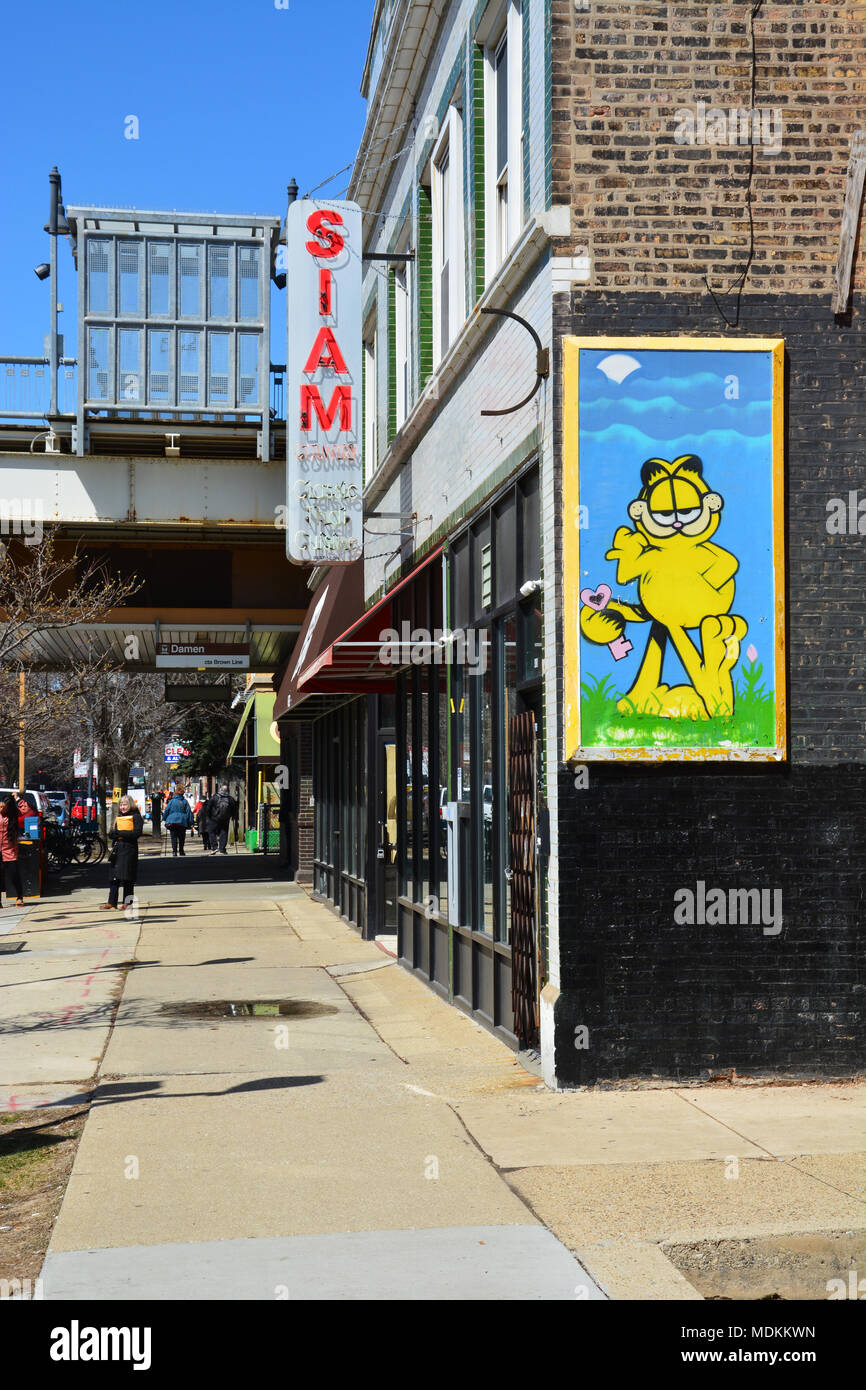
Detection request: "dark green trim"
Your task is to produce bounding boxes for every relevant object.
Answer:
[472,43,486,302]
[387,267,397,443]
[417,184,434,389]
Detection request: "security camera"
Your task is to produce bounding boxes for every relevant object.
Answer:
[520,579,543,598]
[34,263,51,280]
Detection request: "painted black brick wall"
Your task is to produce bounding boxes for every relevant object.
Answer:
[556,763,865,1084]
[551,291,865,1083]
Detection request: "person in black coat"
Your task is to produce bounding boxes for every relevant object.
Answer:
[100,796,143,910]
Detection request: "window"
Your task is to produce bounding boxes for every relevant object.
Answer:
[87,240,110,314]
[394,262,410,430]
[179,333,200,404]
[179,245,201,317]
[485,2,523,279]
[431,106,465,366]
[148,330,170,402]
[238,246,260,320]
[208,245,230,318]
[119,330,142,403]
[237,334,259,405]
[118,242,141,315]
[363,328,377,479]
[148,243,171,316]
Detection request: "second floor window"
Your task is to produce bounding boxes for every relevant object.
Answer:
[394,262,410,430]
[486,1,523,279]
[363,330,377,479]
[432,106,465,366]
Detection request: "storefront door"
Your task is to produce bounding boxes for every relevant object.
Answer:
[509,707,540,1048]
[376,735,398,934]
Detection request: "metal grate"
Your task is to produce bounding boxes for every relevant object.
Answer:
[509,710,539,1048]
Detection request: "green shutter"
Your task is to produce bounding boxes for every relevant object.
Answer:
[473,44,486,301]
[387,268,397,443]
[417,185,434,389]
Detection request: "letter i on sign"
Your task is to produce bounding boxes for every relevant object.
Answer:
[320,270,333,317]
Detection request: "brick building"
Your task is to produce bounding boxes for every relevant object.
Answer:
[276,0,865,1087]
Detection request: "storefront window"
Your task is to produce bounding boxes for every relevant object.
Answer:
[501,616,519,943]
[402,677,414,897]
[418,683,429,903]
[520,600,543,680]
[479,628,495,934]
[436,669,448,917]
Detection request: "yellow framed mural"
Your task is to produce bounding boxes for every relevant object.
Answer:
[563,336,786,762]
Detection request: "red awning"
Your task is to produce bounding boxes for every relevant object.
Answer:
[296,546,443,695]
[273,561,365,720]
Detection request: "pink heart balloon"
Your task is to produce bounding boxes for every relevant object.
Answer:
[580,583,611,611]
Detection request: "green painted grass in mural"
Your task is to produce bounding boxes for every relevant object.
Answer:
[580,661,776,749]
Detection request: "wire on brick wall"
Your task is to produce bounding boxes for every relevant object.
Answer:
[704,0,765,328]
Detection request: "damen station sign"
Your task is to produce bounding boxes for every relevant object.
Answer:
[286,199,363,566]
[156,643,250,670]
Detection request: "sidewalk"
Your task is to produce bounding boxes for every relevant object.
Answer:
[1,853,863,1300]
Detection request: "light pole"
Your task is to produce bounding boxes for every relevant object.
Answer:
[36,167,70,418]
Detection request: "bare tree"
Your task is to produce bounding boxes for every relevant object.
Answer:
[0,535,137,668]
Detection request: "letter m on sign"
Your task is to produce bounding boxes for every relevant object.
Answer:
[300,386,352,432]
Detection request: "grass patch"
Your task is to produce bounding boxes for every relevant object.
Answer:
[580,660,776,750]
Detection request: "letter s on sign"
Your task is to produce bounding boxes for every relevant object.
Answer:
[306,210,345,260]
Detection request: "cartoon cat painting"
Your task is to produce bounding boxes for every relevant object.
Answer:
[580,454,748,719]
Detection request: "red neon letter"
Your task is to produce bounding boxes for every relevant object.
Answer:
[303,327,348,375]
[305,210,345,260]
[319,270,333,316]
[300,385,353,432]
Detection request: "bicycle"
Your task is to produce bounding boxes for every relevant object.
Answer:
[71,824,106,864]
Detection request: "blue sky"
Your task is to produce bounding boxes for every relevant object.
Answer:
[0,0,372,357]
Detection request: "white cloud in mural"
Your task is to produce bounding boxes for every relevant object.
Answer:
[596,353,642,384]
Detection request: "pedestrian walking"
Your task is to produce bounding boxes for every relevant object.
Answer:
[0,795,25,908]
[151,790,163,837]
[164,789,193,856]
[101,795,143,911]
[206,783,238,855]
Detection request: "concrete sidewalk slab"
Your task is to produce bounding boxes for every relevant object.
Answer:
[504,1155,866,1248]
[42,1224,606,1301]
[48,1071,537,1251]
[571,1239,704,1301]
[0,920,136,1086]
[100,967,400,1078]
[454,1091,768,1167]
[0,1083,93,1112]
[674,1084,866,1156]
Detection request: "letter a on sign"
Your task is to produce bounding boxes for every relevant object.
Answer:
[286,198,363,565]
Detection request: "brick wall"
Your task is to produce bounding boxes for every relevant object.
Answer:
[556,762,865,1083]
[551,287,866,1082]
[550,0,866,296]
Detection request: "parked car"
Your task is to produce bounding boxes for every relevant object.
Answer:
[0,788,48,816]
[44,791,70,825]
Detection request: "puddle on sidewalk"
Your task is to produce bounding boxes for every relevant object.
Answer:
[159,999,340,1021]
[664,1230,866,1300]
